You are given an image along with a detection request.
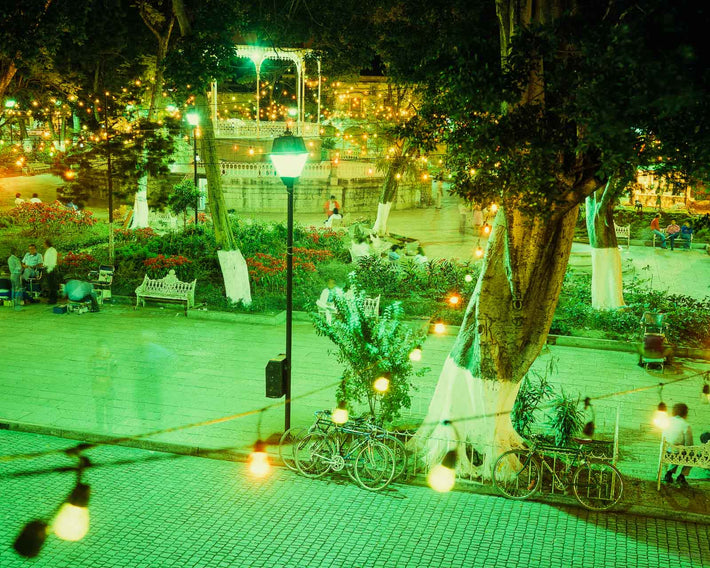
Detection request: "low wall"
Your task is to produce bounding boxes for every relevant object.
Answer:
[222,175,428,214]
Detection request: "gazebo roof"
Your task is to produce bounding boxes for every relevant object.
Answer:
[234,45,314,65]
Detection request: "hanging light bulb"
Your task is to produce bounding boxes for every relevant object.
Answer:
[433,322,446,335]
[448,295,461,306]
[653,401,669,430]
[464,274,473,283]
[409,347,423,362]
[248,440,271,477]
[373,376,390,393]
[332,400,348,424]
[475,247,484,258]
[428,450,457,493]
[490,203,498,213]
[482,223,491,235]
[52,483,90,542]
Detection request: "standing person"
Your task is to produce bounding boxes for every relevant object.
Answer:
[650,213,666,248]
[435,179,444,210]
[8,249,23,307]
[458,200,470,234]
[323,194,340,219]
[14,193,24,206]
[665,219,681,250]
[43,239,59,304]
[663,403,694,487]
[29,193,42,203]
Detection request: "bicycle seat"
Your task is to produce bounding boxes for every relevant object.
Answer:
[572,437,594,445]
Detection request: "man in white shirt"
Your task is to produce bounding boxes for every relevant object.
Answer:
[663,403,694,487]
[21,244,43,281]
[14,193,24,206]
[30,193,42,203]
[43,239,59,304]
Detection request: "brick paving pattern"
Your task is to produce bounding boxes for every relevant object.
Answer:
[1,431,708,568]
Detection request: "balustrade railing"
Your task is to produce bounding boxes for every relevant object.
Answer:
[215,120,321,139]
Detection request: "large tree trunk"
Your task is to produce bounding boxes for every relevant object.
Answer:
[585,179,625,309]
[417,206,578,477]
[172,0,251,304]
[372,140,410,235]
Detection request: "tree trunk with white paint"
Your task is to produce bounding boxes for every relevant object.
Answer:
[585,180,625,309]
[372,140,411,235]
[416,206,579,478]
[172,0,251,305]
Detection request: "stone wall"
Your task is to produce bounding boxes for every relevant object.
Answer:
[222,175,428,214]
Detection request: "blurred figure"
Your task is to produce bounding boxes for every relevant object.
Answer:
[14,193,24,206]
[29,193,41,204]
[92,342,116,433]
[316,278,343,324]
[65,279,99,312]
[135,330,172,425]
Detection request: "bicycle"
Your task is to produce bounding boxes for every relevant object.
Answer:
[279,410,407,481]
[294,419,396,491]
[492,437,624,511]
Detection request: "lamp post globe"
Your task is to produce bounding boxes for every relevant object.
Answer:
[269,128,308,432]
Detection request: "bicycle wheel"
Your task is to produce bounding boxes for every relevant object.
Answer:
[492,450,541,500]
[353,442,395,491]
[278,427,306,472]
[381,435,408,481]
[294,432,333,478]
[573,462,624,511]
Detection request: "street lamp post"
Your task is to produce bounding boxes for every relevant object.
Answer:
[186,112,200,225]
[269,128,308,431]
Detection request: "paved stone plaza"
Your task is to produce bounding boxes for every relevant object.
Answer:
[0,431,708,568]
[0,301,708,485]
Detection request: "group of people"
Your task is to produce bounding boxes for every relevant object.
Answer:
[649,214,693,250]
[323,195,343,228]
[13,192,42,206]
[5,241,99,310]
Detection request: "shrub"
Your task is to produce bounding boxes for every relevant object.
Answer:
[9,202,97,236]
[143,254,193,279]
[60,251,97,277]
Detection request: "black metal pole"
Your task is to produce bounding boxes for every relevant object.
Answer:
[193,127,199,225]
[285,178,294,432]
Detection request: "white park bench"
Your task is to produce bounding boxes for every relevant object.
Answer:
[614,224,630,248]
[656,439,710,489]
[652,231,693,248]
[135,269,196,316]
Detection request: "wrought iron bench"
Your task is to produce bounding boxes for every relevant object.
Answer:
[135,269,196,316]
[614,223,630,248]
[657,439,710,489]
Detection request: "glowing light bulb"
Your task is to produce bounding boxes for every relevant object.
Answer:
[53,484,90,541]
[434,322,446,335]
[483,223,491,235]
[653,402,669,429]
[448,295,460,306]
[428,451,457,493]
[332,401,348,424]
[409,348,422,362]
[475,247,484,258]
[464,274,473,283]
[248,441,271,477]
[374,377,390,393]
[490,203,498,213]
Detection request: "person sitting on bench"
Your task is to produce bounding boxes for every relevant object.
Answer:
[65,279,100,312]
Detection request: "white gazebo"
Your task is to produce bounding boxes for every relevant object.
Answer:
[211,45,322,138]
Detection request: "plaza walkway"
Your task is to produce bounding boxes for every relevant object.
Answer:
[1,430,708,568]
[0,303,708,486]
